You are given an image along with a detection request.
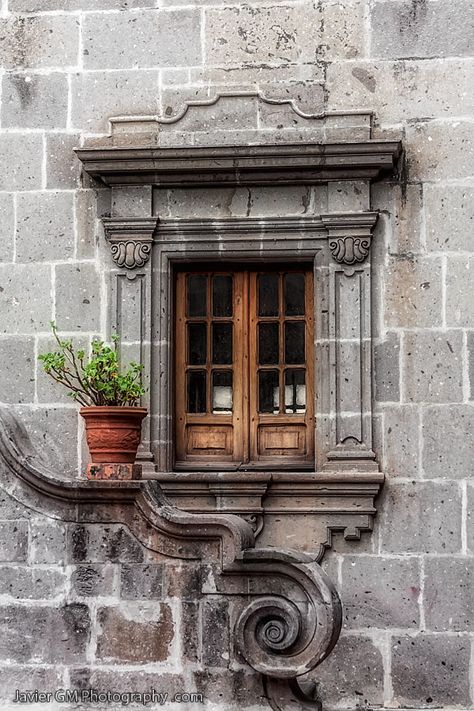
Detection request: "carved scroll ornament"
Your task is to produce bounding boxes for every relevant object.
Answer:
[102,218,156,270]
[110,239,152,269]
[0,406,341,711]
[329,236,371,265]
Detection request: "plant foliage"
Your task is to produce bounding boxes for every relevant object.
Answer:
[38,323,145,407]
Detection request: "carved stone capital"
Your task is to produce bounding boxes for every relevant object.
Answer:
[329,235,371,265]
[102,218,157,269]
[321,212,378,266]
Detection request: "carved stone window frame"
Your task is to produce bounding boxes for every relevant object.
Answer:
[76,93,401,554]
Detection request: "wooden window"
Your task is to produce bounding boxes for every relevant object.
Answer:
[175,268,314,470]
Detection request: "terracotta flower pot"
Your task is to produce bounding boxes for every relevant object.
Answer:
[80,406,147,464]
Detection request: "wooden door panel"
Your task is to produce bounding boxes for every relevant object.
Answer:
[257,424,307,457]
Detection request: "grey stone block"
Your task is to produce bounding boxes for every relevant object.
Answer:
[0,134,43,191]
[70,70,159,133]
[384,255,442,328]
[321,0,367,60]
[0,667,62,702]
[446,256,474,327]
[466,483,474,553]
[425,184,474,252]
[341,555,420,629]
[0,15,79,70]
[469,332,474,400]
[83,10,201,70]
[76,190,98,260]
[111,186,153,218]
[406,121,474,181]
[380,482,462,553]
[0,603,90,663]
[71,564,116,597]
[55,263,101,332]
[374,332,400,402]
[371,0,473,59]
[29,519,67,564]
[46,133,81,190]
[1,74,68,129]
[0,337,34,403]
[68,524,144,563]
[0,521,28,562]
[0,565,66,599]
[120,563,164,600]
[392,634,471,707]
[402,331,464,403]
[379,405,421,478]
[327,180,370,212]
[205,4,320,66]
[327,59,474,123]
[311,634,384,707]
[16,191,74,263]
[202,599,229,667]
[424,557,474,631]
[10,0,153,8]
[422,405,474,478]
[0,487,33,520]
[0,264,52,334]
[0,194,14,263]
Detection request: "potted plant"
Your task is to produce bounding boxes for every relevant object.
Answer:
[38,323,147,464]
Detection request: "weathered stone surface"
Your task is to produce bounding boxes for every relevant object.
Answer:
[76,190,98,260]
[0,667,62,702]
[0,337,34,403]
[30,519,67,564]
[424,557,474,631]
[425,184,474,252]
[0,487,34,520]
[311,634,384,707]
[384,255,442,328]
[193,670,265,706]
[392,634,471,707]
[445,256,474,327]
[55,263,101,332]
[406,121,474,181]
[120,564,163,600]
[371,0,473,59]
[378,404,421,478]
[341,555,420,629]
[202,599,230,667]
[1,73,68,129]
[380,482,462,554]
[10,0,153,8]
[0,194,14,263]
[0,134,43,191]
[205,5,320,66]
[68,524,144,564]
[321,0,366,60]
[0,603,90,663]
[374,332,400,402]
[0,15,79,70]
[327,59,474,123]
[96,603,174,663]
[46,133,81,190]
[0,264,51,333]
[165,562,205,601]
[83,10,201,70]
[422,405,474,478]
[402,331,464,403]
[467,484,474,554]
[71,564,116,598]
[0,521,28,562]
[16,191,74,263]
[469,332,474,401]
[70,70,159,133]
[0,565,66,599]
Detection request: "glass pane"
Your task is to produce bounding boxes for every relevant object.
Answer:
[212,322,233,364]
[285,322,305,364]
[259,370,280,414]
[258,273,279,317]
[213,275,233,317]
[187,275,207,317]
[187,323,207,365]
[212,371,233,414]
[187,371,206,413]
[284,273,305,316]
[258,322,279,365]
[285,370,306,413]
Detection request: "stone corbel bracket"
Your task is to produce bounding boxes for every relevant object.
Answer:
[0,405,341,710]
[102,217,156,269]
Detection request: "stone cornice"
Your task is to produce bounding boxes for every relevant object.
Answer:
[75,140,402,188]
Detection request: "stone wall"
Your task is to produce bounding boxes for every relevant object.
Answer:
[0,0,473,709]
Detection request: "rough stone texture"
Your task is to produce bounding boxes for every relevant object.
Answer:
[0,0,472,708]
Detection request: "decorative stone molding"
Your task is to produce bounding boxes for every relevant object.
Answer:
[329,236,371,265]
[0,405,341,709]
[102,217,156,269]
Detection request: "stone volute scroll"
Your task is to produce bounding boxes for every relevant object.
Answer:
[71,91,400,708]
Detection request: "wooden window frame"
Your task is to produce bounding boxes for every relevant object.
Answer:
[174,266,315,471]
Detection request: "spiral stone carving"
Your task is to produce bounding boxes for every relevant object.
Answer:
[110,240,152,269]
[329,236,370,265]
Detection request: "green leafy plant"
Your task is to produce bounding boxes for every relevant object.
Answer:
[38,322,146,407]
